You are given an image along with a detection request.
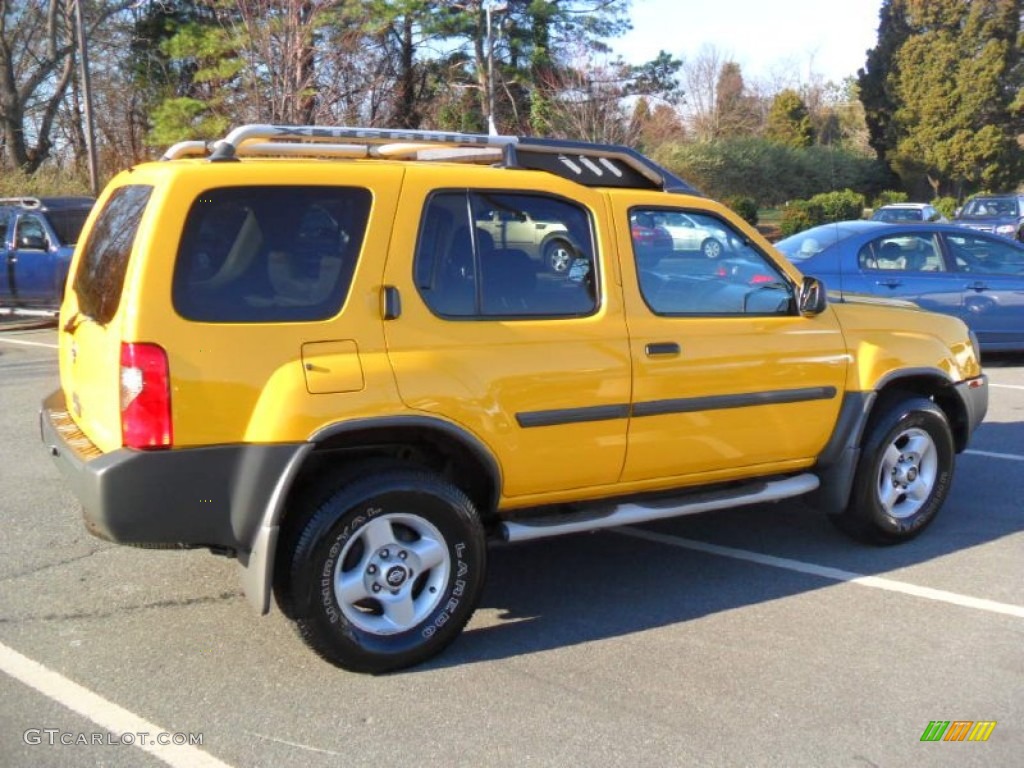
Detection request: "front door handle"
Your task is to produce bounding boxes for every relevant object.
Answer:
[875,278,902,288]
[966,281,988,292]
[645,342,680,357]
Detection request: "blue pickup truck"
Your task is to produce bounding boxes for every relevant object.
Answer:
[0,197,94,310]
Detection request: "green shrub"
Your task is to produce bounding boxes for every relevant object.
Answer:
[931,196,958,219]
[872,190,908,209]
[779,200,824,237]
[724,195,758,225]
[777,189,865,236]
[809,189,866,222]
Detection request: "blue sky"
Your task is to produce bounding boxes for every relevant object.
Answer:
[610,0,884,85]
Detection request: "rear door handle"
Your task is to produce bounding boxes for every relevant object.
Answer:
[875,278,902,288]
[966,281,988,292]
[381,285,401,320]
[645,342,680,357]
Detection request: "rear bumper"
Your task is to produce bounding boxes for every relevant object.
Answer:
[39,389,306,553]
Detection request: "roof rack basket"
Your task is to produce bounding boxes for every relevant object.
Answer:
[161,124,700,195]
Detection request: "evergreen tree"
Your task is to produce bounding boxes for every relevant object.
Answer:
[714,62,757,138]
[858,0,1023,195]
[857,0,911,161]
[765,89,814,148]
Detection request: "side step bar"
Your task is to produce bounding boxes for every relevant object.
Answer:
[500,473,820,543]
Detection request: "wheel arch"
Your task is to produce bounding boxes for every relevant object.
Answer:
[871,370,971,452]
[240,415,502,617]
[290,415,502,528]
[812,368,968,517]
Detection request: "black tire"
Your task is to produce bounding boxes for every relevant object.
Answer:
[700,237,724,260]
[279,469,486,673]
[544,238,575,273]
[830,396,954,545]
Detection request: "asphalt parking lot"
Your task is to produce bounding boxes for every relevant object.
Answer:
[1,321,1021,768]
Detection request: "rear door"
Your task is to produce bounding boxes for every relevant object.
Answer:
[384,173,631,500]
[942,230,1024,349]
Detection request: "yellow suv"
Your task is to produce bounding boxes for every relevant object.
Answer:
[40,125,988,673]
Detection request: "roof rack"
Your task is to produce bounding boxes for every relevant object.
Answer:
[161,124,701,195]
[0,197,42,209]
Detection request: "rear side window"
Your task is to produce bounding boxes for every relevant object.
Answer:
[173,186,371,323]
[47,208,91,245]
[415,190,597,318]
[73,185,152,325]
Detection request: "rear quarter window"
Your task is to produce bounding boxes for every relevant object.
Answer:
[172,186,371,323]
[73,185,153,325]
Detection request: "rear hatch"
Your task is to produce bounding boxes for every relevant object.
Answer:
[59,183,154,453]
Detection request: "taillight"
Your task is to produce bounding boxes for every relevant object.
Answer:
[120,342,172,449]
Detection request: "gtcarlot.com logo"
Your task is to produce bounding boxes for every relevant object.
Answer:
[24,729,204,747]
[920,721,997,742]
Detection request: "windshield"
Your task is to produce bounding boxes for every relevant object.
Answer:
[960,198,1019,218]
[776,223,852,261]
[873,208,922,222]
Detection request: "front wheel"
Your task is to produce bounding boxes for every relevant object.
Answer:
[279,469,486,673]
[830,396,954,545]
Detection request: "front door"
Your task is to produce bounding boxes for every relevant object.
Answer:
[11,214,56,304]
[616,200,849,484]
[840,229,964,320]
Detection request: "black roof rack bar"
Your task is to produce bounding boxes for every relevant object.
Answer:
[169,124,699,194]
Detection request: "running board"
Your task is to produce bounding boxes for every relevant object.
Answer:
[500,473,819,543]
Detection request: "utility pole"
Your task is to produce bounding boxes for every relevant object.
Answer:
[485,1,508,136]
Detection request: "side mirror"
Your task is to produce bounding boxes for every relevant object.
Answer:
[798,276,827,316]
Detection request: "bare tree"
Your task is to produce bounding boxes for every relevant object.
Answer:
[0,0,132,171]
[0,1,80,170]
[535,47,634,144]
[680,44,729,141]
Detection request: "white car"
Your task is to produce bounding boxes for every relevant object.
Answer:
[654,211,735,259]
[871,203,948,224]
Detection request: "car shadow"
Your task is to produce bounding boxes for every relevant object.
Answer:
[419,420,1023,671]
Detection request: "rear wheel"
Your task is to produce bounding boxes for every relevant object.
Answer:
[830,396,954,545]
[279,469,486,673]
[544,239,575,273]
[700,237,723,260]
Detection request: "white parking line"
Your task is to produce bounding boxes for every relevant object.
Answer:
[966,449,1024,462]
[990,383,1024,391]
[615,527,1024,619]
[0,641,232,768]
[0,337,57,349]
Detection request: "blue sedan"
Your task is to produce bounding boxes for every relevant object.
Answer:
[776,221,1024,352]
